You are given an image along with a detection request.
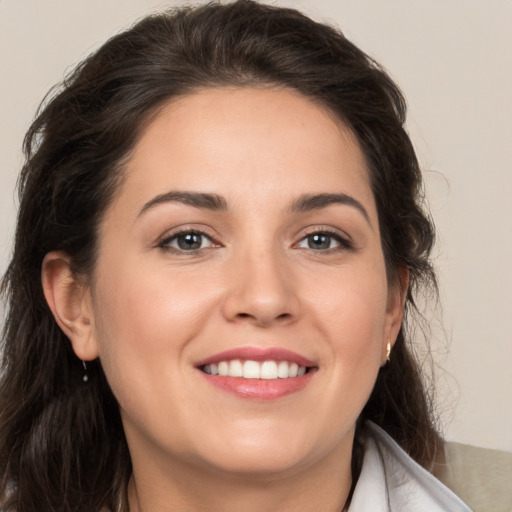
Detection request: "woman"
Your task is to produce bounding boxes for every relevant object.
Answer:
[0,1,473,510]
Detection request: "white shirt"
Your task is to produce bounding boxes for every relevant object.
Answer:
[348,422,474,512]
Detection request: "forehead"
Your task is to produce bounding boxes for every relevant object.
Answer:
[109,86,376,220]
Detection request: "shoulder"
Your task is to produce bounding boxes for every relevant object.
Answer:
[434,441,512,512]
[348,422,474,512]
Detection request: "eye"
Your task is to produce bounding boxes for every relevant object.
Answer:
[159,230,217,252]
[296,231,350,251]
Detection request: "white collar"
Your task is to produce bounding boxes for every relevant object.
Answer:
[348,422,473,512]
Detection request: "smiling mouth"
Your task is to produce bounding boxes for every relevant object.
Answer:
[200,359,312,380]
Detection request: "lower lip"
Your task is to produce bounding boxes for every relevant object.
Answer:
[199,371,315,400]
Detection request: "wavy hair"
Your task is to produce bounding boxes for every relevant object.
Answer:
[0,1,440,510]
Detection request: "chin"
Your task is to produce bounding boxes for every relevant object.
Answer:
[191,426,331,477]
[203,448,311,477]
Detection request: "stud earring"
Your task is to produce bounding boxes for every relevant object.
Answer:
[82,360,89,382]
[385,342,392,363]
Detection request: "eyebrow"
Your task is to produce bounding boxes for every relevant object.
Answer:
[138,190,371,226]
[290,193,371,225]
[138,191,228,217]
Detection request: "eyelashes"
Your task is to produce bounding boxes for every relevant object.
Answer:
[157,227,354,255]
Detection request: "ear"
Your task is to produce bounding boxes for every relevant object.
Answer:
[382,265,409,364]
[41,251,99,361]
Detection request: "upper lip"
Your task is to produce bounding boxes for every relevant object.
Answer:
[195,346,316,368]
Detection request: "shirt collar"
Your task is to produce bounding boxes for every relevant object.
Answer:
[348,422,473,512]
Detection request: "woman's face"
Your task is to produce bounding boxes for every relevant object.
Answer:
[83,87,404,477]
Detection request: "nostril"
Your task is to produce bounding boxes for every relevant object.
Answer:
[233,311,293,325]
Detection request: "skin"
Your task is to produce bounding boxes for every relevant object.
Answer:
[42,87,406,511]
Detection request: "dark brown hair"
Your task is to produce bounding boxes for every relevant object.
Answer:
[0,1,440,510]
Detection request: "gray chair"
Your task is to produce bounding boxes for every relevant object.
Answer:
[434,442,512,512]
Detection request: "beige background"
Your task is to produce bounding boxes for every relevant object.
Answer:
[1,0,511,451]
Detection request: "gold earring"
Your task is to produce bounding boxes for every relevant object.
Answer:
[385,342,392,363]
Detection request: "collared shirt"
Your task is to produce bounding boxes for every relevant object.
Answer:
[348,422,473,512]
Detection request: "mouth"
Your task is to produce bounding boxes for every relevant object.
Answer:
[195,347,317,400]
[200,359,310,379]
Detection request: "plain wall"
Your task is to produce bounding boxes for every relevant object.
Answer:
[1,0,511,451]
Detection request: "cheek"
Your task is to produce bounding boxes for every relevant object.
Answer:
[89,255,219,400]
[309,261,389,343]
[94,251,208,336]
[305,263,389,393]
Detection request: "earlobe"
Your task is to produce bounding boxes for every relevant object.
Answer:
[41,251,99,361]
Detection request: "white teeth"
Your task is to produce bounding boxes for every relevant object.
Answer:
[218,361,229,376]
[243,360,261,379]
[229,359,243,377]
[277,361,289,378]
[289,362,299,378]
[260,361,278,379]
[202,360,308,379]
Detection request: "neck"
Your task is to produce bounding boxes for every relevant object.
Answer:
[125,442,353,512]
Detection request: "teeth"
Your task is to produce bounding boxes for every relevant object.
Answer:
[243,360,260,379]
[277,361,289,378]
[229,360,243,377]
[202,359,308,379]
[260,361,277,379]
[218,361,229,376]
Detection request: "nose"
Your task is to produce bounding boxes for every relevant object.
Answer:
[221,247,300,327]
